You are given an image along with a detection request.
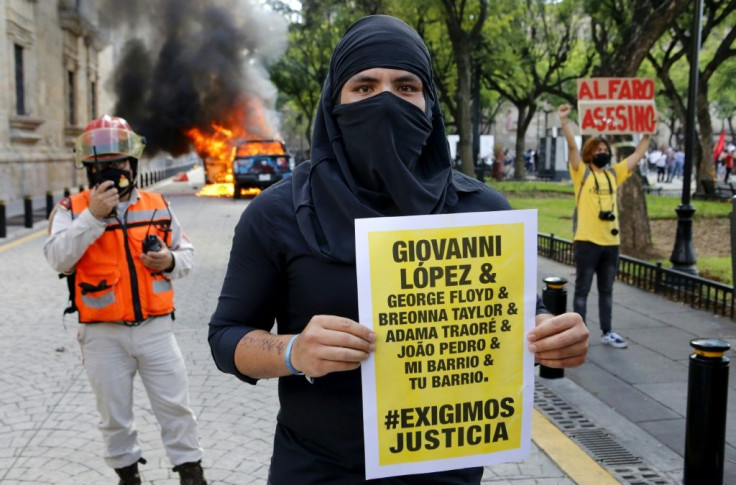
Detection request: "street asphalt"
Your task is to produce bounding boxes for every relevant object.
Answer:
[0,175,733,485]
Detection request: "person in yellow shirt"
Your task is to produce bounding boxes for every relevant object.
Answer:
[558,104,652,348]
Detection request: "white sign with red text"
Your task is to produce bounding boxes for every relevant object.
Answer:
[577,78,656,135]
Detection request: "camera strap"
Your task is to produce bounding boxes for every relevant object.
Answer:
[592,169,615,213]
[573,166,616,237]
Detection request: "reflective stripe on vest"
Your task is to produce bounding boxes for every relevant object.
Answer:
[69,191,175,323]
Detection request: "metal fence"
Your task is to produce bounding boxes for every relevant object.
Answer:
[538,233,735,319]
[0,163,194,237]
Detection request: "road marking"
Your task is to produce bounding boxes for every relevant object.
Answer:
[532,409,620,485]
[0,229,46,252]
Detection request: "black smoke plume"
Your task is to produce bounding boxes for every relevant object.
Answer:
[100,0,287,156]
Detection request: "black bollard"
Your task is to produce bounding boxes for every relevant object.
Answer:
[46,191,53,218]
[540,276,567,379]
[683,338,730,485]
[0,200,6,238]
[23,195,33,228]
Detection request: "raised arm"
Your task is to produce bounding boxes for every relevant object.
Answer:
[558,104,581,171]
[625,133,652,173]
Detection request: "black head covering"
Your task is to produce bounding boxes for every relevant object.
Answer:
[292,15,458,263]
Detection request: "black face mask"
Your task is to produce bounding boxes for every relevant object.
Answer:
[333,91,432,193]
[96,167,134,197]
[592,153,611,168]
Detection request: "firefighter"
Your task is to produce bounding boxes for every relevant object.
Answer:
[43,115,207,485]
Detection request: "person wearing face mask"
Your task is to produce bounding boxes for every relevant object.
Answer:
[44,115,208,485]
[209,16,589,484]
[558,104,653,349]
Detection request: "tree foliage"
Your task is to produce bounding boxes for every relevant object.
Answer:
[267,0,736,265]
[269,1,378,153]
[646,0,736,195]
[479,0,593,179]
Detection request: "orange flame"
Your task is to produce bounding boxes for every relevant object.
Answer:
[186,122,237,166]
[235,140,286,157]
[184,97,280,195]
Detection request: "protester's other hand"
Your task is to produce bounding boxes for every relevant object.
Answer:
[557,104,572,122]
[88,181,119,219]
[290,315,376,377]
[528,312,589,368]
[140,235,174,272]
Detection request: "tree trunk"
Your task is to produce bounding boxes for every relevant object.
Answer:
[616,144,653,255]
[439,0,487,178]
[619,178,653,254]
[695,86,716,192]
[513,104,534,180]
[455,48,475,178]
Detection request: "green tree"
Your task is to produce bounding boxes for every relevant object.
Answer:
[711,56,736,141]
[646,0,736,195]
[479,0,593,180]
[437,0,489,177]
[269,1,383,153]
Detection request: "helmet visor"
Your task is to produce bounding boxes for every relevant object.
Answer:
[74,128,146,168]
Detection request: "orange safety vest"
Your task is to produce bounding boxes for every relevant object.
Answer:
[69,190,175,324]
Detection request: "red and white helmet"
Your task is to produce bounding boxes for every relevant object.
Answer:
[74,115,146,168]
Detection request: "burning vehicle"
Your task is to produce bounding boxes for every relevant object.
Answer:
[232,139,294,199]
[184,99,290,199]
[107,0,289,200]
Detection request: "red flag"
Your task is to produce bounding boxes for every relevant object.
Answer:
[714,129,726,161]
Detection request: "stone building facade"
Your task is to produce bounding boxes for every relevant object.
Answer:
[0,0,114,204]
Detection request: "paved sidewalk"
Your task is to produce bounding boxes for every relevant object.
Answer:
[0,179,733,484]
[536,255,736,484]
[0,182,575,485]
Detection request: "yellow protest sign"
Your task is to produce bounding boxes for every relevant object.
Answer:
[356,209,537,479]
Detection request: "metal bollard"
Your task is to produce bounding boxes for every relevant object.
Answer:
[683,338,730,485]
[23,195,33,228]
[539,276,567,379]
[46,191,53,218]
[0,200,6,238]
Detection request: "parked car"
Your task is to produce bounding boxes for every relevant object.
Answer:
[231,139,294,199]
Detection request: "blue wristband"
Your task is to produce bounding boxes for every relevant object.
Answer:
[285,334,304,376]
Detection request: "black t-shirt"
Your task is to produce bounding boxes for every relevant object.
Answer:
[208,172,523,478]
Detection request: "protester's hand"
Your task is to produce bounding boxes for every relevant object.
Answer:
[528,312,589,368]
[557,104,572,122]
[140,235,174,272]
[290,315,376,378]
[88,181,119,219]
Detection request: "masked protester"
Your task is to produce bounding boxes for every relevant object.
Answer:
[44,115,207,485]
[558,104,653,349]
[209,16,589,484]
